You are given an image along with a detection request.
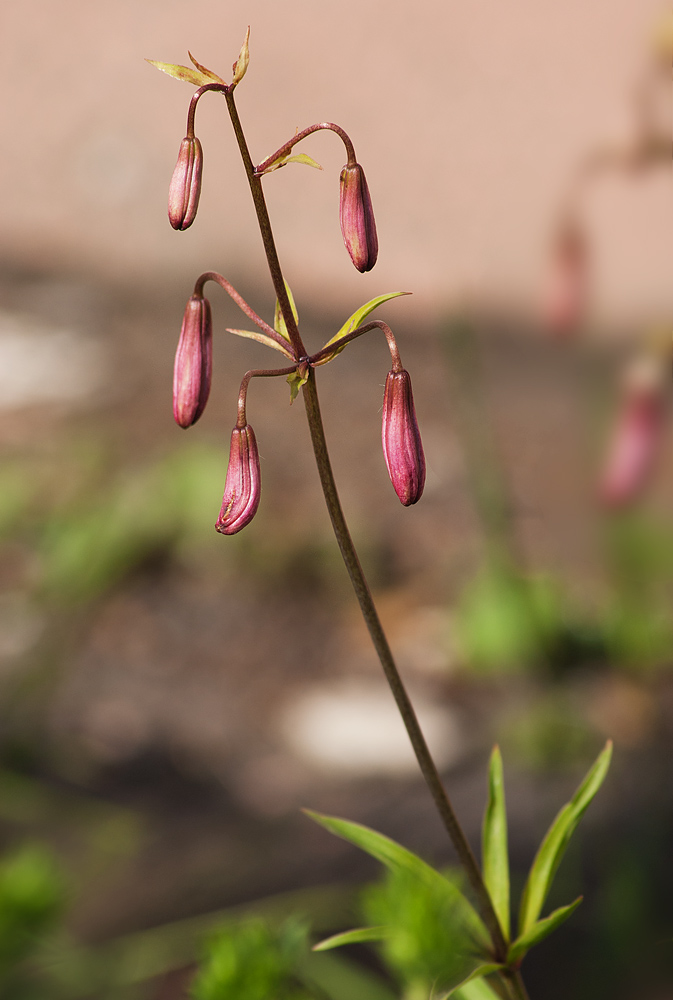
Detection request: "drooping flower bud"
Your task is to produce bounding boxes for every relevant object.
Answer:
[339,163,378,273]
[216,424,261,534]
[173,294,212,428]
[540,223,588,337]
[381,370,426,506]
[168,136,203,230]
[599,357,667,508]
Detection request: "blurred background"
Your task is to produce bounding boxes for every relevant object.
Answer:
[0,1,671,997]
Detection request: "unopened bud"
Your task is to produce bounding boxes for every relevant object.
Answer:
[541,223,588,337]
[599,357,667,508]
[382,370,425,506]
[173,295,212,428]
[339,163,378,273]
[168,136,203,230]
[216,424,261,534]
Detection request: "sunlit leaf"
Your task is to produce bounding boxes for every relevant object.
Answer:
[274,280,299,342]
[481,746,510,940]
[316,292,410,365]
[187,51,226,85]
[313,926,390,952]
[284,153,323,170]
[225,329,294,358]
[305,811,489,951]
[452,976,503,1000]
[232,26,251,85]
[436,963,504,999]
[518,742,612,936]
[508,897,582,965]
[146,59,215,88]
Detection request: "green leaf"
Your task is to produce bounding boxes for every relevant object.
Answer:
[508,897,582,965]
[436,963,504,999]
[274,280,299,342]
[304,811,489,951]
[316,292,410,366]
[284,153,323,170]
[313,926,390,952]
[187,51,226,85]
[481,746,510,940]
[146,59,216,87]
[287,369,308,403]
[260,152,324,175]
[518,741,612,936]
[453,977,503,1000]
[225,329,294,358]
[299,950,397,1000]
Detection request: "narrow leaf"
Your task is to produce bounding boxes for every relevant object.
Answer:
[518,741,612,936]
[299,949,397,1000]
[225,329,294,358]
[313,926,390,952]
[452,977,503,1000]
[435,963,504,999]
[283,153,323,170]
[232,26,250,85]
[187,51,226,85]
[481,746,510,940]
[304,811,489,951]
[274,280,299,342]
[323,292,411,351]
[146,60,214,88]
[507,897,582,965]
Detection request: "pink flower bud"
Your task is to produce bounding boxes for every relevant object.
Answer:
[173,295,212,428]
[541,224,588,337]
[339,163,378,273]
[216,424,261,534]
[168,136,203,230]
[599,359,666,508]
[381,370,426,506]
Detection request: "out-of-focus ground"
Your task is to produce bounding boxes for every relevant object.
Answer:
[0,3,672,999]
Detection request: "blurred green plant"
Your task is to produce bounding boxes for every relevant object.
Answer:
[309,742,611,1000]
[0,843,65,998]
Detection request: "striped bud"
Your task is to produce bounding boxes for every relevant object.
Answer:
[173,295,212,428]
[382,370,425,506]
[541,224,587,337]
[339,163,378,273]
[599,358,666,508]
[168,136,203,230]
[216,424,261,534]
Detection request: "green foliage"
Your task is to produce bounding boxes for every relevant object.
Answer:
[481,747,510,941]
[518,741,612,936]
[0,844,65,981]
[274,281,299,343]
[359,868,497,999]
[507,897,582,965]
[456,564,562,673]
[305,812,488,950]
[317,292,410,365]
[190,917,313,1000]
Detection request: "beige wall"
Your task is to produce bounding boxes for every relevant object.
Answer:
[1,0,670,327]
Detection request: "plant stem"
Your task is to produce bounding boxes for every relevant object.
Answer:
[225,90,305,360]
[224,85,519,976]
[301,369,508,958]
